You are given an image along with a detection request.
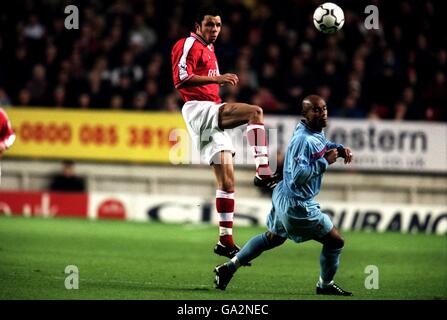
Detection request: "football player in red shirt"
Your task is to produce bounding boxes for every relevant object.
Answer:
[0,108,16,183]
[0,108,15,155]
[171,5,281,259]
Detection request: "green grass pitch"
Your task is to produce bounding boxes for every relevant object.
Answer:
[0,215,446,300]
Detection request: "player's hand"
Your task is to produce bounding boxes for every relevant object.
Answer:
[324,148,338,164]
[337,147,353,164]
[216,73,239,86]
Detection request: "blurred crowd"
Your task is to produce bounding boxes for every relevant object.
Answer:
[0,0,445,121]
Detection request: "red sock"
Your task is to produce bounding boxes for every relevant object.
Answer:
[216,190,235,247]
[246,123,272,179]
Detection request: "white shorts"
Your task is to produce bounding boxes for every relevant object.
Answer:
[182,100,235,165]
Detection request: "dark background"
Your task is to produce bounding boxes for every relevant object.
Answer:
[0,0,445,121]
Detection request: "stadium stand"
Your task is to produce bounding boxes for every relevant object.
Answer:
[0,0,445,121]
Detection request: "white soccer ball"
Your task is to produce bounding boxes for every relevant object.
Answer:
[313,2,345,34]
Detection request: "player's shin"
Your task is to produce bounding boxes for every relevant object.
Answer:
[318,246,343,287]
[227,232,271,271]
[216,190,235,247]
[246,123,272,179]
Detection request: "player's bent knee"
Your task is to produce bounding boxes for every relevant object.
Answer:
[322,234,345,250]
[265,231,286,249]
[332,236,345,249]
[220,179,234,192]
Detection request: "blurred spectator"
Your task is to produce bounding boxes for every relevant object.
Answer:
[235,70,256,103]
[77,23,100,60]
[129,14,157,51]
[132,92,148,111]
[111,51,143,86]
[333,95,365,119]
[422,71,447,121]
[87,71,109,108]
[23,14,45,40]
[26,64,48,106]
[45,45,59,89]
[400,86,418,119]
[316,85,332,107]
[52,86,66,108]
[115,75,134,107]
[393,101,408,121]
[6,47,32,98]
[251,88,285,114]
[143,79,162,109]
[284,56,308,105]
[49,160,86,192]
[17,89,32,106]
[163,92,182,112]
[111,95,124,110]
[79,94,91,109]
[0,88,12,106]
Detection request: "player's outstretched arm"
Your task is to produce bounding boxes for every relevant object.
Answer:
[215,73,239,86]
[180,73,239,88]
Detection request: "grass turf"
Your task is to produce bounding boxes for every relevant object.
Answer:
[0,215,446,300]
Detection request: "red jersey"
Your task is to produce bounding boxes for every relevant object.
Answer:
[0,108,15,149]
[171,32,221,103]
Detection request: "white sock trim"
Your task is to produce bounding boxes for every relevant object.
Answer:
[252,146,268,155]
[218,212,234,221]
[255,156,269,167]
[247,124,265,131]
[219,226,233,236]
[216,190,235,199]
[230,256,241,269]
[318,276,334,288]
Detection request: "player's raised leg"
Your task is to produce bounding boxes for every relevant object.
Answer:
[212,151,240,258]
[218,103,281,188]
[314,227,352,296]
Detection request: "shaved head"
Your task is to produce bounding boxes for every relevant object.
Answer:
[301,95,324,116]
[300,94,328,131]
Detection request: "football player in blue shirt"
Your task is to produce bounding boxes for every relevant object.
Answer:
[214,95,354,296]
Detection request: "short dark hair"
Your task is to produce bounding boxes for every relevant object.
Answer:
[195,5,222,26]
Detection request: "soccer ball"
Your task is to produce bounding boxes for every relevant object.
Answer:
[313,2,345,34]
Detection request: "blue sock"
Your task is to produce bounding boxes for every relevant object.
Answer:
[319,246,342,287]
[226,233,270,271]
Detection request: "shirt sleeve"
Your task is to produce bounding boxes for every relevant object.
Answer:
[292,139,328,186]
[326,141,344,151]
[0,110,15,149]
[172,39,198,88]
[1,133,16,149]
